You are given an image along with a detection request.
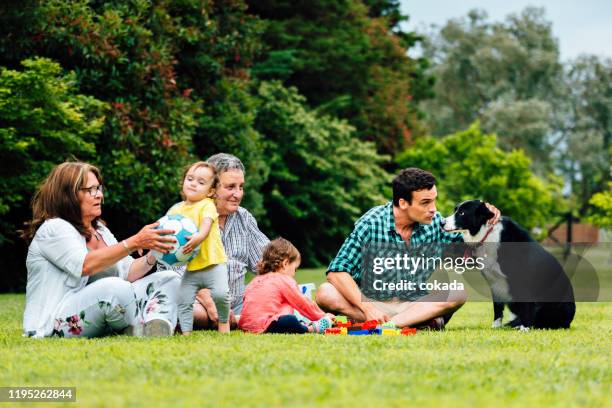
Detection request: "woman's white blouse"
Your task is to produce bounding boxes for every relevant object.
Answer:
[23,218,134,337]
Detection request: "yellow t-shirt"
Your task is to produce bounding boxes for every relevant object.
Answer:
[167,198,227,271]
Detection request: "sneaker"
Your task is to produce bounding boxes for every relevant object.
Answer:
[312,316,333,334]
[294,310,312,326]
[417,317,445,331]
[144,319,173,337]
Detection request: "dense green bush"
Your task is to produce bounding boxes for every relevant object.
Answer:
[0,57,107,291]
[587,183,612,228]
[0,0,274,230]
[396,123,562,231]
[255,81,391,264]
[247,0,430,155]
[0,57,106,244]
[196,77,268,219]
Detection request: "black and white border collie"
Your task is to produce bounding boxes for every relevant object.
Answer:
[441,200,576,330]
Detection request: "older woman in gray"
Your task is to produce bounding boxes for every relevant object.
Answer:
[193,153,269,328]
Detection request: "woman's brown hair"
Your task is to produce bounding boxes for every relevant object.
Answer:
[21,161,103,242]
[257,238,301,275]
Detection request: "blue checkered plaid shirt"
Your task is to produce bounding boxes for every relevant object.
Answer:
[327,202,462,299]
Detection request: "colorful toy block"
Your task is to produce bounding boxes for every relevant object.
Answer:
[401,328,417,336]
[362,320,378,330]
[324,328,342,335]
[324,327,349,335]
[348,330,370,336]
[325,316,417,336]
[381,321,397,330]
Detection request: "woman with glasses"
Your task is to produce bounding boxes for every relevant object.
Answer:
[22,161,181,338]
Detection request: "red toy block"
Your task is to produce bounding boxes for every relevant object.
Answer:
[401,327,417,335]
[325,328,342,335]
[362,320,378,330]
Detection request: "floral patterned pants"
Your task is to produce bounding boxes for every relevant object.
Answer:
[52,271,180,338]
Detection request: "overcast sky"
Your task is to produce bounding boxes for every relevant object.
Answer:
[399,0,612,61]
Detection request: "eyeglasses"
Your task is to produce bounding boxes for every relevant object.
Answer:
[80,184,104,197]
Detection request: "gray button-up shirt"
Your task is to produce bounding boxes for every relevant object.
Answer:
[221,207,269,313]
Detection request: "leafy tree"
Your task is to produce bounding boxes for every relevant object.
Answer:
[419,7,563,168]
[587,183,612,228]
[0,0,269,290]
[163,0,269,218]
[0,0,203,234]
[559,55,611,214]
[418,7,611,220]
[396,123,561,231]
[0,0,271,232]
[247,0,431,155]
[255,81,391,265]
[0,57,106,244]
[0,57,106,291]
[195,78,269,218]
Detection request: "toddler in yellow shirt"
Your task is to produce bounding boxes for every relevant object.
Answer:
[167,161,230,334]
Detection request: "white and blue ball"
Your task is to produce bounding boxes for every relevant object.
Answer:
[152,214,200,267]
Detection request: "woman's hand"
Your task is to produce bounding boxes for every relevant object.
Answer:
[127,222,176,253]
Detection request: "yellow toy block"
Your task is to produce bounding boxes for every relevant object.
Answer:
[382,328,400,336]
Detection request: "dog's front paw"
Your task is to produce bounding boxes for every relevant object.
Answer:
[518,325,530,332]
[492,318,503,328]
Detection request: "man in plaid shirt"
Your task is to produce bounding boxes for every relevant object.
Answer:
[317,168,500,329]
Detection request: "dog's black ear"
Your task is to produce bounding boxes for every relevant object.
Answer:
[477,201,494,220]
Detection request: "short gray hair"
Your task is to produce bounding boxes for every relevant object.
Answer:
[206,153,245,175]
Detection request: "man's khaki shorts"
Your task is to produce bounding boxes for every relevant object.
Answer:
[365,289,461,317]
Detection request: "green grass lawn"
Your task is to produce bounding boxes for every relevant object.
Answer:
[1,268,610,407]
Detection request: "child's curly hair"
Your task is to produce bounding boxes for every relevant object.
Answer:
[257,238,300,275]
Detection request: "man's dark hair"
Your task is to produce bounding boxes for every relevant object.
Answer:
[392,168,436,205]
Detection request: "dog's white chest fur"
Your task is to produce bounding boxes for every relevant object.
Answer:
[464,224,512,302]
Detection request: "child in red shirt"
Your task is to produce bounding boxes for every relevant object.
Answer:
[238,238,334,334]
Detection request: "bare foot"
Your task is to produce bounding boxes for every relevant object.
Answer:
[218,321,230,333]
